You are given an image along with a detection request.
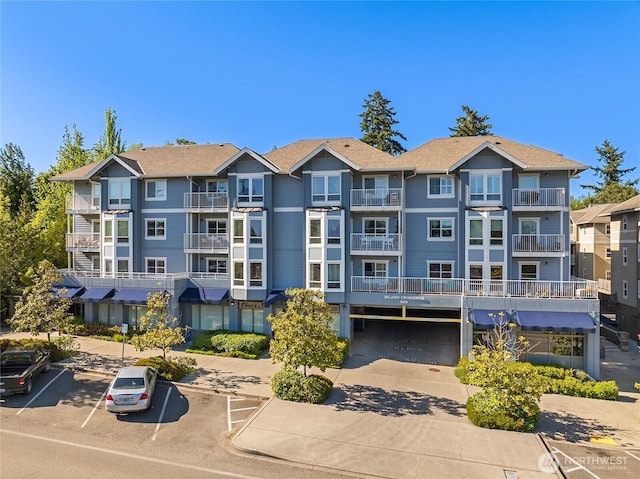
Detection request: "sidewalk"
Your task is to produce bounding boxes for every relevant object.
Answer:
[3,331,640,479]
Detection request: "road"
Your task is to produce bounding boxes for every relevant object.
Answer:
[0,367,357,479]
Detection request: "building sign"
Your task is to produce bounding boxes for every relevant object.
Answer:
[383,294,426,305]
[238,300,263,310]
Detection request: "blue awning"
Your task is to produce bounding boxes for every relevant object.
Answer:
[53,286,85,299]
[179,288,228,305]
[516,311,596,334]
[264,290,292,307]
[470,309,513,330]
[78,287,116,303]
[111,288,164,305]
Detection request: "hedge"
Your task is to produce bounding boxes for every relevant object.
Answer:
[187,330,269,359]
[270,368,333,404]
[134,355,197,381]
[0,338,71,362]
[467,392,539,432]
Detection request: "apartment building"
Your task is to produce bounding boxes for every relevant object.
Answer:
[606,195,640,338]
[52,135,601,378]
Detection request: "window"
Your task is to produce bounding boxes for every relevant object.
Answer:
[428,176,454,197]
[249,219,262,244]
[207,180,227,193]
[145,219,166,239]
[622,280,628,299]
[207,259,227,274]
[606,248,611,259]
[606,270,611,280]
[469,219,483,245]
[491,265,503,280]
[309,263,321,288]
[91,183,101,207]
[234,262,244,286]
[519,175,539,190]
[428,218,454,240]
[117,259,129,273]
[428,262,453,279]
[309,219,321,244]
[364,261,387,278]
[312,174,340,202]
[490,220,503,245]
[145,180,166,200]
[146,258,166,274]
[108,179,130,206]
[470,173,501,202]
[117,220,129,243]
[238,177,263,203]
[207,220,227,235]
[520,218,539,235]
[605,224,611,235]
[469,265,483,281]
[583,247,586,259]
[91,256,100,271]
[233,219,244,244]
[638,280,640,299]
[520,263,538,280]
[105,259,112,274]
[104,220,113,243]
[240,308,264,333]
[364,219,387,235]
[623,247,628,265]
[249,262,263,287]
[622,215,628,230]
[328,219,341,245]
[327,263,341,289]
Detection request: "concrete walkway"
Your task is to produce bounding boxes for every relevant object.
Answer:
[3,331,639,478]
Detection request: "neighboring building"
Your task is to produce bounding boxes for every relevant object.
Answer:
[606,194,640,338]
[51,136,601,378]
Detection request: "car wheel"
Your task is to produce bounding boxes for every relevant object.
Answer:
[24,380,32,395]
[43,361,51,373]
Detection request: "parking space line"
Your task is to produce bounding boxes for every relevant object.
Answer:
[229,406,259,413]
[152,386,172,441]
[551,447,601,479]
[626,451,640,461]
[16,369,66,415]
[81,386,109,428]
[227,395,232,431]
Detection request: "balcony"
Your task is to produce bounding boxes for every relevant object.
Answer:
[351,277,598,299]
[184,233,229,253]
[512,188,565,211]
[512,234,564,256]
[351,233,401,254]
[350,188,402,211]
[184,192,228,211]
[66,195,100,213]
[66,233,100,251]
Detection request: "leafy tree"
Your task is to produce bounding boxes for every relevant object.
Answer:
[0,143,35,217]
[449,105,493,137]
[7,260,72,343]
[589,183,638,204]
[93,107,126,161]
[359,90,407,156]
[582,140,638,194]
[267,288,341,376]
[130,291,188,360]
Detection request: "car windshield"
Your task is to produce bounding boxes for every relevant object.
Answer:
[113,377,145,389]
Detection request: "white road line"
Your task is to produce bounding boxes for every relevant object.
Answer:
[152,386,172,441]
[1,429,262,479]
[229,406,259,413]
[551,447,601,479]
[230,419,247,424]
[16,369,66,415]
[81,386,109,428]
[227,395,232,431]
[625,450,640,461]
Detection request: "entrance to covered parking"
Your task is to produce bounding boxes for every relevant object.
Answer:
[350,307,461,366]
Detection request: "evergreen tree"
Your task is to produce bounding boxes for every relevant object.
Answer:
[449,105,493,137]
[359,90,407,156]
[0,143,35,217]
[581,140,638,194]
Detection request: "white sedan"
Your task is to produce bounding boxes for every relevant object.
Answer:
[105,366,158,413]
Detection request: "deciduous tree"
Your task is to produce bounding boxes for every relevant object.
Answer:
[0,143,35,217]
[93,108,126,161]
[449,105,493,137]
[359,90,407,156]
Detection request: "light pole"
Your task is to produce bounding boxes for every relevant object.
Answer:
[121,323,128,368]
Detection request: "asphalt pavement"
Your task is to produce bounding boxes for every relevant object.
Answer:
[3,331,639,479]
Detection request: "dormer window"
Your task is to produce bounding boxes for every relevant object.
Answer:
[108,179,130,207]
[238,177,263,203]
[312,174,340,203]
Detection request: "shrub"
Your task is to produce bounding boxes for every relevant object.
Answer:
[134,355,197,381]
[454,357,471,383]
[189,330,269,359]
[467,392,539,432]
[0,338,66,362]
[332,337,350,368]
[270,368,333,404]
[52,334,80,359]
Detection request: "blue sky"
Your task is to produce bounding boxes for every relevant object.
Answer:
[2,1,639,198]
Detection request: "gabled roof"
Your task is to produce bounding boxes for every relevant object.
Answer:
[398,136,588,173]
[607,194,640,215]
[263,138,402,172]
[50,143,240,181]
[570,203,617,224]
[215,147,280,175]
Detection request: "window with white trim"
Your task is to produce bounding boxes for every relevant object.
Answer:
[104,220,113,243]
[490,220,503,245]
[249,219,262,244]
[249,262,263,287]
[622,215,628,230]
[237,177,263,203]
[117,220,129,243]
[233,219,244,244]
[145,180,166,200]
[328,219,341,245]
[108,179,130,206]
[233,262,244,286]
[312,174,340,203]
[105,259,112,274]
[470,173,501,202]
[520,263,538,280]
[428,218,454,240]
[364,261,387,278]
[146,258,166,274]
[622,280,628,299]
[309,219,321,244]
[469,219,483,245]
[364,218,387,235]
[117,259,129,273]
[207,259,227,274]
[207,219,227,235]
[606,247,611,259]
[428,176,454,198]
[145,219,166,239]
[623,247,628,265]
[427,262,454,279]
[309,263,321,288]
[91,256,100,271]
[606,270,611,280]
[207,180,227,193]
[605,224,611,235]
[327,263,341,289]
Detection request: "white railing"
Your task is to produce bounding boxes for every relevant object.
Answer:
[350,188,402,208]
[66,233,100,249]
[598,278,611,294]
[184,233,229,252]
[184,192,228,209]
[58,269,190,280]
[512,188,565,208]
[351,233,401,252]
[512,234,564,253]
[66,195,100,212]
[351,277,598,298]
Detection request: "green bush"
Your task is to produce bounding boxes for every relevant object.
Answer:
[134,355,197,381]
[454,357,471,383]
[332,337,350,368]
[189,330,269,359]
[0,338,66,362]
[466,392,539,432]
[270,368,333,404]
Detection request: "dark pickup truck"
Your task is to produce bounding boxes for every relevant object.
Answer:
[0,349,52,395]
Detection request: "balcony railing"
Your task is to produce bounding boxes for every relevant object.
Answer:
[184,233,229,252]
[351,277,597,299]
[512,188,565,208]
[598,278,611,294]
[512,234,564,255]
[350,188,402,209]
[66,195,100,213]
[184,192,228,210]
[66,233,100,250]
[351,233,401,252]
